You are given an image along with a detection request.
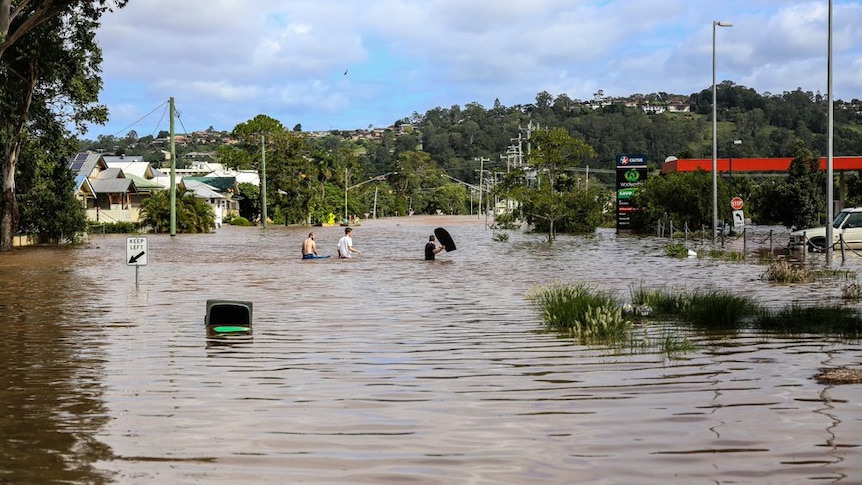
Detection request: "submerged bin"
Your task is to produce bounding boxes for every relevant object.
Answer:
[205,299,253,335]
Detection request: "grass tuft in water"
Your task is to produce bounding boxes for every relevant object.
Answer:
[762,260,812,283]
[664,243,690,258]
[629,283,688,316]
[754,304,862,338]
[681,289,760,330]
[527,281,629,343]
[618,325,699,358]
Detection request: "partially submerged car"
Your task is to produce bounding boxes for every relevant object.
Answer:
[789,207,862,251]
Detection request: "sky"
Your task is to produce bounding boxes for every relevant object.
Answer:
[83,0,862,139]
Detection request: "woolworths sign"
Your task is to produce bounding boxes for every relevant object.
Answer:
[616,155,648,231]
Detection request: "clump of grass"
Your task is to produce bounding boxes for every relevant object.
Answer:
[527,281,629,343]
[762,260,812,283]
[629,283,688,316]
[841,282,862,300]
[755,304,862,338]
[664,242,690,258]
[492,232,509,242]
[705,248,745,261]
[620,326,698,357]
[681,289,760,330]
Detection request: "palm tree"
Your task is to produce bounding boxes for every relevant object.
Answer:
[140,188,214,233]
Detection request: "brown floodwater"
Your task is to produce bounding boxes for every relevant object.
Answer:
[1,215,860,484]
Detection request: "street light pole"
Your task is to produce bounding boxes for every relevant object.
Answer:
[345,171,397,222]
[712,20,732,240]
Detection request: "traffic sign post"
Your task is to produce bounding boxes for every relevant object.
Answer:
[730,197,744,210]
[126,237,148,287]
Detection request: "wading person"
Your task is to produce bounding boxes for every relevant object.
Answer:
[337,227,362,258]
[425,234,445,260]
[302,232,319,259]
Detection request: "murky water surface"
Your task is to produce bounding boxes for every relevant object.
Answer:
[1,216,860,484]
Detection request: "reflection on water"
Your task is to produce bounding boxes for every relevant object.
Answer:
[1,216,860,484]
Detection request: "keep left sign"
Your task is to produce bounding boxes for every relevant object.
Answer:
[126,236,148,266]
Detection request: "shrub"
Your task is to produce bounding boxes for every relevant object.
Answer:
[664,242,690,258]
[88,221,139,234]
[230,216,253,226]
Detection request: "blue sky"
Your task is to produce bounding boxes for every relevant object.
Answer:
[83,0,862,139]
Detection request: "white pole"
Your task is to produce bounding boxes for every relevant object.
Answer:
[826,0,834,264]
[712,21,732,240]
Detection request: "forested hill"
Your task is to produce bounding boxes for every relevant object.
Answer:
[399,82,862,176]
[83,82,862,184]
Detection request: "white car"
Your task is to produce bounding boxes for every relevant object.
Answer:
[789,207,862,251]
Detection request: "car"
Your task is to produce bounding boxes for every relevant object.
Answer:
[789,207,862,251]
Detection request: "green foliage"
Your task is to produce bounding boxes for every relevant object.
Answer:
[629,284,759,329]
[0,1,120,250]
[632,170,729,233]
[229,216,252,226]
[750,147,825,228]
[17,143,87,244]
[527,281,629,343]
[754,304,862,338]
[681,289,759,330]
[139,188,214,233]
[90,221,137,234]
[664,243,690,258]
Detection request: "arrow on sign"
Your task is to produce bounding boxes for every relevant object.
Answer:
[128,251,145,264]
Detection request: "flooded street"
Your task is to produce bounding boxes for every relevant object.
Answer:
[1,215,860,484]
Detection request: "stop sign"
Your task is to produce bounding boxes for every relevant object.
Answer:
[730,197,744,210]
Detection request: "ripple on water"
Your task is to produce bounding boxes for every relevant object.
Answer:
[1,216,860,484]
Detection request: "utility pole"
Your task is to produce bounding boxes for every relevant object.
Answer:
[169,97,176,237]
[261,135,267,228]
[475,157,491,227]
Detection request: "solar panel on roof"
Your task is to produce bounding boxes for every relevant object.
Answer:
[75,153,88,162]
[69,161,84,171]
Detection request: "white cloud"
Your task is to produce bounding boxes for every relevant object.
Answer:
[85,0,862,138]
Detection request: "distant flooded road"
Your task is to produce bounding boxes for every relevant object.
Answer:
[1,215,860,484]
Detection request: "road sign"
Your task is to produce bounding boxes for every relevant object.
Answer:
[732,210,745,229]
[126,236,148,266]
[730,197,744,210]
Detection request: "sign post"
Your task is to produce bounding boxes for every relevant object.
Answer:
[616,154,648,232]
[126,236,148,286]
[730,198,745,230]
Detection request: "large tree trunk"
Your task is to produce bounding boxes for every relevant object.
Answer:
[0,61,36,252]
[0,147,19,252]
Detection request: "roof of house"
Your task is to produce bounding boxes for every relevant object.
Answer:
[97,167,125,179]
[104,159,155,179]
[90,178,135,194]
[125,173,163,191]
[182,176,237,192]
[183,179,225,200]
[68,152,106,193]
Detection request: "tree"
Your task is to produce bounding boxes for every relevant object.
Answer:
[224,114,285,223]
[752,147,824,229]
[139,188,214,233]
[0,0,126,251]
[497,129,602,241]
[16,137,87,243]
[632,170,729,232]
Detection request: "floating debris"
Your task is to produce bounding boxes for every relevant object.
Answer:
[814,367,862,385]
